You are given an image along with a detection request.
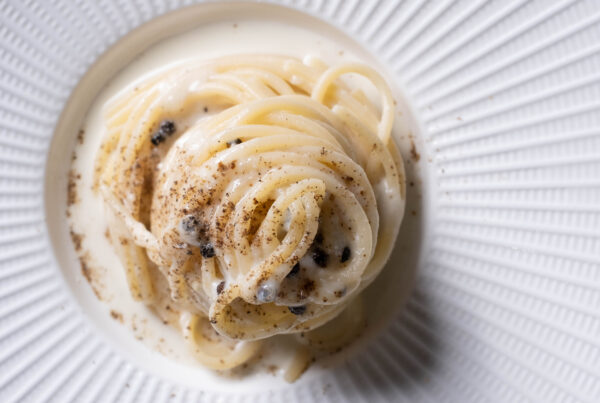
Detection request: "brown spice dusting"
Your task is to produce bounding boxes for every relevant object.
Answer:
[80,259,92,284]
[67,169,79,206]
[299,279,315,299]
[70,230,83,252]
[110,310,124,323]
[78,257,104,300]
[334,288,346,298]
[409,139,420,162]
[77,129,85,144]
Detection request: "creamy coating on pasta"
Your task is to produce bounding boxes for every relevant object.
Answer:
[94,54,405,372]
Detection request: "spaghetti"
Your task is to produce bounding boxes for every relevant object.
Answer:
[94,55,405,373]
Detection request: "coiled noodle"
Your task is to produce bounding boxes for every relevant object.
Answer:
[95,55,405,370]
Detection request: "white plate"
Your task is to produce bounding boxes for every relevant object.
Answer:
[1,1,600,402]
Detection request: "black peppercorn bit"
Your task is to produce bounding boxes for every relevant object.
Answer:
[201,243,215,258]
[216,281,225,294]
[151,132,165,146]
[286,263,300,278]
[160,120,176,136]
[151,120,176,146]
[314,232,323,244]
[340,246,351,263]
[288,305,306,315]
[181,215,200,234]
[226,138,242,147]
[312,247,329,268]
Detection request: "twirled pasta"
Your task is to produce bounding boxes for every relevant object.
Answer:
[95,55,405,372]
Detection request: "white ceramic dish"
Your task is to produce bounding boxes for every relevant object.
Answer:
[1,1,599,402]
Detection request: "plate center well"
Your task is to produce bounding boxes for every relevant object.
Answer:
[44,2,430,391]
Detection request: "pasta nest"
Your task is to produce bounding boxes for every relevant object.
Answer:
[95,55,405,347]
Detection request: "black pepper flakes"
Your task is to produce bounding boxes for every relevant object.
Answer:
[287,263,300,278]
[314,232,323,244]
[288,305,306,315]
[312,247,329,268]
[216,281,225,294]
[151,120,176,146]
[201,243,215,258]
[340,246,351,263]
[151,132,165,146]
[227,138,242,147]
[181,215,199,233]
[334,288,346,298]
[160,120,176,136]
